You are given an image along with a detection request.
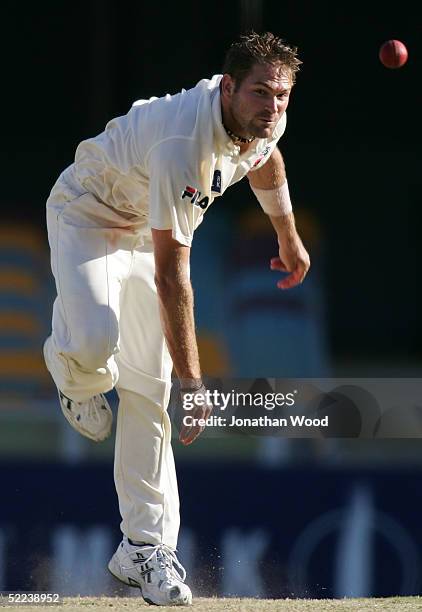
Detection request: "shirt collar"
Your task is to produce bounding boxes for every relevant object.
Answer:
[210,77,234,154]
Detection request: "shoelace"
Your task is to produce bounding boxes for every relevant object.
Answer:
[124,543,186,583]
[88,398,102,423]
[61,393,103,425]
[78,397,101,423]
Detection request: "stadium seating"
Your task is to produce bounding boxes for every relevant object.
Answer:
[0,224,53,397]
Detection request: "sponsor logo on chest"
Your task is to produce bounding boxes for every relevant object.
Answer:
[181,186,209,210]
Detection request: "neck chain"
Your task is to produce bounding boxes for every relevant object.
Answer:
[224,125,255,144]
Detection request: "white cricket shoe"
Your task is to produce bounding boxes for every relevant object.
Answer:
[58,390,113,442]
[43,337,113,442]
[108,537,192,606]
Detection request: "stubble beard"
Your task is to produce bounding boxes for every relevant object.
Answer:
[248,120,274,139]
[231,99,274,140]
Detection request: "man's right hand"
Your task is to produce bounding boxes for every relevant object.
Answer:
[179,384,213,446]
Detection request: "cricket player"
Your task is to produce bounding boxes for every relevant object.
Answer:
[43,32,310,605]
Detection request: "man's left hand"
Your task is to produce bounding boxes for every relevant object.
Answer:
[270,230,310,289]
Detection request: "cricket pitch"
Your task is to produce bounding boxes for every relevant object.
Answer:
[1,596,421,611]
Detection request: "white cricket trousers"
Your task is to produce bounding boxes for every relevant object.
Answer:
[44,188,179,550]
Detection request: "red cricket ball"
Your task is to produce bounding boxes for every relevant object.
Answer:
[379,39,408,69]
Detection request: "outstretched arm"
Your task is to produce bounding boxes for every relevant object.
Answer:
[152,229,200,382]
[247,147,310,289]
[151,229,212,445]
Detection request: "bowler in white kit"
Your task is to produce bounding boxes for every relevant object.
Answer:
[43,32,310,605]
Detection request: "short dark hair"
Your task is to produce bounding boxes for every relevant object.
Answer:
[222,31,302,87]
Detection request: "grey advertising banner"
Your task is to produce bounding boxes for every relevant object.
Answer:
[170,379,422,438]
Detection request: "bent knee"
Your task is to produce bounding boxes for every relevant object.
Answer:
[65,329,119,370]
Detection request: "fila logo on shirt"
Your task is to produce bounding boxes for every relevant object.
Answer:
[181,186,209,210]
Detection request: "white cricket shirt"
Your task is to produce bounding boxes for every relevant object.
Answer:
[52,75,287,246]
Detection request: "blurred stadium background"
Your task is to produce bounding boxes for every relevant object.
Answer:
[1,0,421,600]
